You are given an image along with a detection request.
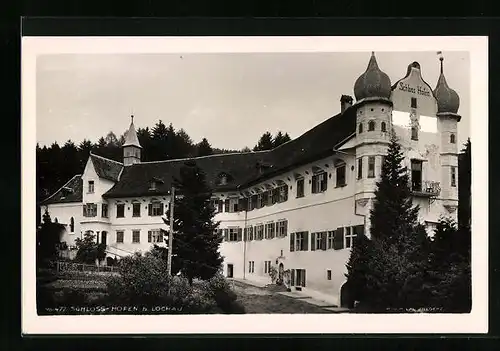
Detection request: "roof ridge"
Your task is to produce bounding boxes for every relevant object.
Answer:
[135,150,270,165]
[40,174,82,204]
[90,152,124,165]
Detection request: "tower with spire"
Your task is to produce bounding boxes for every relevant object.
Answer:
[433,54,461,213]
[352,52,394,237]
[122,115,142,166]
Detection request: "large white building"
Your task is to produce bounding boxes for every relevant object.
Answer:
[40,53,462,307]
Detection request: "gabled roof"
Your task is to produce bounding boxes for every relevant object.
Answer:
[89,153,124,182]
[40,175,83,205]
[103,107,356,198]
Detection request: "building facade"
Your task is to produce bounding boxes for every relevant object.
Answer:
[40,53,462,307]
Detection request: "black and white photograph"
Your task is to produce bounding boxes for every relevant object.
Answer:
[22,36,487,334]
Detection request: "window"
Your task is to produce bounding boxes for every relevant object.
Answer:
[245,226,254,241]
[262,191,270,206]
[357,158,363,179]
[148,229,163,243]
[256,224,264,240]
[256,193,263,209]
[358,123,363,134]
[381,121,387,132]
[450,133,456,144]
[411,126,418,141]
[344,227,356,248]
[411,160,423,192]
[217,200,224,213]
[227,228,241,242]
[88,181,94,194]
[248,261,255,273]
[69,217,74,232]
[228,198,239,213]
[327,270,332,280]
[150,181,157,190]
[101,203,108,218]
[291,231,309,251]
[336,163,346,187]
[116,203,125,218]
[277,220,288,238]
[451,166,457,187]
[132,230,140,243]
[311,232,327,251]
[265,222,275,239]
[116,231,124,244]
[368,156,375,178]
[312,172,327,193]
[278,185,288,203]
[294,269,306,287]
[264,261,272,274]
[327,231,335,249]
[148,201,164,216]
[368,120,375,131]
[132,202,141,217]
[296,178,305,198]
[411,97,417,108]
[83,203,97,217]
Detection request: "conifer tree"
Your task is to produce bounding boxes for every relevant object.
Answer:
[253,131,274,151]
[344,232,372,306]
[164,160,223,285]
[196,138,213,157]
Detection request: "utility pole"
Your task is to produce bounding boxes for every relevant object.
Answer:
[167,186,175,276]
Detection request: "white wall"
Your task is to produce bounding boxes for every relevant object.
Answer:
[42,202,82,247]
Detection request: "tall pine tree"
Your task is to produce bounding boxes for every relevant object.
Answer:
[164,160,223,284]
[253,131,274,151]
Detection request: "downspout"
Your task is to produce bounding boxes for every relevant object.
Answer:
[242,206,248,280]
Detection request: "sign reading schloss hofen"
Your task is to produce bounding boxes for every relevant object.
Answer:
[398,82,431,97]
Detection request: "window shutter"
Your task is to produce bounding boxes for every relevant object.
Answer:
[291,269,296,286]
[304,232,309,251]
[284,187,288,201]
[321,232,327,250]
[302,270,306,287]
[224,199,230,212]
[82,204,86,216]
[290,232,295,252]
[224,229,229,242]
[333,228,344,250]
[237,228,243,241]
[160,203,164,215]
[239,198,246,211]
[311,232,316,251]
[243,228,247,242]
[148,231,152,243]
[148,204,152,216]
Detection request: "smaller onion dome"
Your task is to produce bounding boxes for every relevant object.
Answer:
[354,52,392,101]
[433,56,460,114]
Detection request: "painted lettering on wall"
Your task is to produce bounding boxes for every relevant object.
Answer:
[398,82,431,97]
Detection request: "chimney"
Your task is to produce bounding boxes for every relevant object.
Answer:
[340,95,353,113]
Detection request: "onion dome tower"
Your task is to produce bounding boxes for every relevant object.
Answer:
[434,56,461,116]
[352,52,394,239]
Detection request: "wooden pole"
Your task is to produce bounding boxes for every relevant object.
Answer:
[167,186,175,276]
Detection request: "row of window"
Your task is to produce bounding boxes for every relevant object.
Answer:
[356,156,379,179]
[219,219,289,242]
[289,225,364,252]
[114,229,164,244]
[82,202,165,218]
[359,120,388,134]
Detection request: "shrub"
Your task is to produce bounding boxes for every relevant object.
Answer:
[204,274,246,314]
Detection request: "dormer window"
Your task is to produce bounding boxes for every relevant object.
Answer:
[150,181,157,190]
[220,175,227,185]
[149,177,164,191]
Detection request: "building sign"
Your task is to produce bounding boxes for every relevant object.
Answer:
[398,82,431,97]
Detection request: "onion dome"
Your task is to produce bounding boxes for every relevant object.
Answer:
[354,52,392,101]
[123,115,142,148]
[433,56,460,114]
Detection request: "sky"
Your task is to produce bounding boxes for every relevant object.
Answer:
[36,51,470,150]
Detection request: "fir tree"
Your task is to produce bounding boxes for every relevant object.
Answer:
[272,131,291,148]
[253,131,274,151]
[196,138,213,157]
[344,232,373,306]
[164,161,223,284]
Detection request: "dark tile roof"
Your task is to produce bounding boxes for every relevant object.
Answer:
[103,108,356,198]
[40,175,83,205]
[90,153,124,182]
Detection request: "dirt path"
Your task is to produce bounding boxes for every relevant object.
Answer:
[232,281,332,314]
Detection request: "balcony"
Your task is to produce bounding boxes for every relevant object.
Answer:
[411,180,441,197]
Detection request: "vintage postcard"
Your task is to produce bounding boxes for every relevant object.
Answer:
[22,35,488,334]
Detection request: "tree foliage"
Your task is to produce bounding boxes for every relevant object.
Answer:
[74,231,106,265]
[164,161,223,284]
[36,209,65,266]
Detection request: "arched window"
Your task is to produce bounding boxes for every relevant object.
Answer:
[358,123,363,134]
[381,121,387,132]
[368,120,375,131]
[70,217,74,232]
[450,133,456,144]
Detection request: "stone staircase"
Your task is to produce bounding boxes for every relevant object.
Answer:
[264,283,289,293]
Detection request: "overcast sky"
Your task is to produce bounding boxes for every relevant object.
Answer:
[36,51,470,150]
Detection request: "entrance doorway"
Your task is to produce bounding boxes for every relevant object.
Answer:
[278,263,284,285]
[227,264,234,278]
